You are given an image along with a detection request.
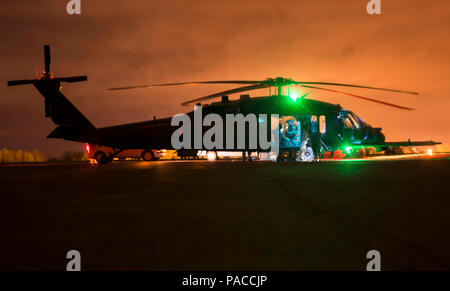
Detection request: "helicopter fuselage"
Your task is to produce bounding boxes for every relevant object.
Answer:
[96,94,386,155]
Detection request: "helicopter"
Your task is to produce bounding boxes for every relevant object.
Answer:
[8,45,440,163]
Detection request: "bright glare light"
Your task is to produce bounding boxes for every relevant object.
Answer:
[345,146,352,154]
[289,91,298,102]
[206,151,217,161]
[427,149,433,156]
[85,144,90,154]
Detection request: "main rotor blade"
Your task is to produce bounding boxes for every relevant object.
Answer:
[181,83,268,106]
[301,85,414,110]
[296,82,418,95]
[108,80,261,91]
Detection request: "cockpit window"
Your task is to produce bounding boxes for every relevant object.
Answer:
[340,111,361,129]
[347,113,360,129]
[350,112,366,127]
[343,117,354,129]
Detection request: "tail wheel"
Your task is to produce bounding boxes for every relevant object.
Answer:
[94,151,110,164]
[142,150,155,161]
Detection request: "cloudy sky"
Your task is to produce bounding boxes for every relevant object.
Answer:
[0,0,449,156]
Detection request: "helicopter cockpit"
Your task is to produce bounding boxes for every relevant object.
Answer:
[337,109,386,145]
[339,110,366,129]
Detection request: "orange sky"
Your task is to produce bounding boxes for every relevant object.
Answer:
[0,0,449,156]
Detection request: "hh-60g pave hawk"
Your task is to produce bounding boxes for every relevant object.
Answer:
[8,45,440,163]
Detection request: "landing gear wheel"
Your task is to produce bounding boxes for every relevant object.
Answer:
[300,147,314,162]
[142,150,155,161]
[94,151,110,164]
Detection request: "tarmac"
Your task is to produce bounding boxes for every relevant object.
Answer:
[1,156,449,270]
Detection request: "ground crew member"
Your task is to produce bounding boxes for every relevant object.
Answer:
[310,116,321,161]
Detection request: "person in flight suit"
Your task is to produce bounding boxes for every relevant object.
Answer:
[285,120,297,142]
[285,119,298,160]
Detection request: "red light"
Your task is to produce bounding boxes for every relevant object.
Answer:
[85,144,91,154]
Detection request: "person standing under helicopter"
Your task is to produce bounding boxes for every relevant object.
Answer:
[285,119,298,160]
[310,116,321,161]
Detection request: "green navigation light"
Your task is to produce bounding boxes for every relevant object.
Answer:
[289,91,299,102]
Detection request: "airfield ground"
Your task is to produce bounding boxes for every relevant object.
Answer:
[1,157,449,270]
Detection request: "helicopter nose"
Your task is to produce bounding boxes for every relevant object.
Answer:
[373,128,385,142]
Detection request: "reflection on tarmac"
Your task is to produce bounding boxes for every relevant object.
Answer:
[0,153,449,168]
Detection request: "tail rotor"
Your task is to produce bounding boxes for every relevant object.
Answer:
[7,44,87,87]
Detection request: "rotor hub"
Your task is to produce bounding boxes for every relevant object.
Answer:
[263,77,296,87]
